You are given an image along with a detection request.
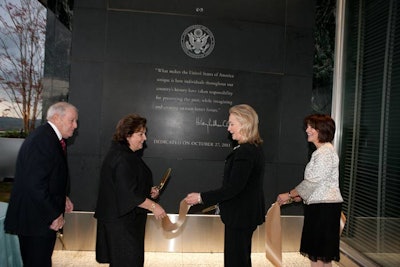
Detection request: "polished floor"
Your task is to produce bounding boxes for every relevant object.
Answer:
[52,251,340,267]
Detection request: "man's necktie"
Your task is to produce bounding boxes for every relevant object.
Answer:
[60,139,66,153]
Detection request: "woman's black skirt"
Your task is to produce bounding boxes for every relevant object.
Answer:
[300,202,342,263]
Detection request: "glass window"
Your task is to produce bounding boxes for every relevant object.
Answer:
[340,0,400,266]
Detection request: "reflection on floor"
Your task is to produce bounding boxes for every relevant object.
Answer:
[52,251,340,266]
[365,253,400,267]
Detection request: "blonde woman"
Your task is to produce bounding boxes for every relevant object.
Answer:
[185,104,265,267]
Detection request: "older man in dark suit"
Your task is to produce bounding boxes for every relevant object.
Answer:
[4,102,78,267]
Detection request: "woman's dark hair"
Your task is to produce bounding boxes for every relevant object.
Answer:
[304,114,335,142]
[112,114,147,145]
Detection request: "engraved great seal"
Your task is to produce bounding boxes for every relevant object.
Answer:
[181,25,215,59]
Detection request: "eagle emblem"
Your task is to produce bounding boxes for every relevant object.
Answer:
[181,25,215,59]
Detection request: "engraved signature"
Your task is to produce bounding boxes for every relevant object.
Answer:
[195,117,228,133]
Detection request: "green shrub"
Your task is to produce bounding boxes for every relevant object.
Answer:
[0,130,27,138]
[0,181,13,203]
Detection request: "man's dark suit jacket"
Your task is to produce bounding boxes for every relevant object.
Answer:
[201,143,266,229]
[4,123,68,237]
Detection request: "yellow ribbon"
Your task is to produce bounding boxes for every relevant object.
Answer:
[159,199,346,267]
[265,202,282,266]
[161,199,191,232]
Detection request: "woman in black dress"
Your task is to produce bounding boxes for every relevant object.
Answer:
[185,104,265,267]
[94,114,166,267]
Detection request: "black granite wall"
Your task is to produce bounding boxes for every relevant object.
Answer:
[68,0,316,214]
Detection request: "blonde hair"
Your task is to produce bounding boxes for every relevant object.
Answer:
[229,104,263,145]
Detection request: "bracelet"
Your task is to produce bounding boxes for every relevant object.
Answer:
[287,192,293,204]
[150,202,156,211]
[198,194,202,204]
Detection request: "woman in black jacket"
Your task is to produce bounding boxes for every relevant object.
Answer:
[185,104,265,267]
[94,114,166,267]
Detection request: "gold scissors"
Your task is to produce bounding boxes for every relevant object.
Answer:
[156,168,172,191]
